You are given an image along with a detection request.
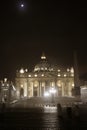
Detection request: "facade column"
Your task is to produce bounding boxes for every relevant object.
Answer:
[62,82,64,96]
[39,82,41,96]
[44,85,45,94]
[27,78,28,97]
[38,82,39,96]
[56,80,58,96]
[32,82,34,97]
[16,81,20,99]
[68,82,72,96]
[24,82,27,97]
[37,84,39,97]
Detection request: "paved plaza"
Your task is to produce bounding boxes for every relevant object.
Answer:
[0,97,87,130]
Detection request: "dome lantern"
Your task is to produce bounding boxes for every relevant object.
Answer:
[41,52,46,60]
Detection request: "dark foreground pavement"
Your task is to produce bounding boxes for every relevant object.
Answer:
[0,106,87,130]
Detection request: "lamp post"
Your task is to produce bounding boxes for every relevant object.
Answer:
[44,88,56,104]
[44,91,50,103]
[1,78,12,105]
[49,87,56,103]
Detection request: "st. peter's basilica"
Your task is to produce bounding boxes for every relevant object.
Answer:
[15,53,74,98]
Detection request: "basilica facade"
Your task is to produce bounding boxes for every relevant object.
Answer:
[15,54,74,98]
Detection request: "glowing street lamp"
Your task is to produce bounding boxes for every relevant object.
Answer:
[49,87,56,94]
[49,87,56,103]
[44,92,50,97]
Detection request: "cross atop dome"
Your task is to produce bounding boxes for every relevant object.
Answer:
[41,52,46,60]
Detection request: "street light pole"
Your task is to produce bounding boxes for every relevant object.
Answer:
[8,85,11,105]
[49,87,56,104]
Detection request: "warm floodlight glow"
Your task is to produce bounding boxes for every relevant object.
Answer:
[67,68,70,72]
[28,74,31,77]
[41,74,44,77]
[72,83,74,87]
[44,92,50,97]
[24,93,27,97]
[7,84,9,87]
[20,68,24,74]
[58,83,61,87]
[58,74,61,77]
[41,67,44,70]
[25,69,28,72]
[34,83,38,87]
[64,74,66,77]
[4,78,7,82]
[2,84,4,86]
[34,67,40,71]
[34,74,37,77]
[41,56,46,59]
[41,53,46,60]
[49,88,56,94]
[71,67,74,73]
[81,87,87,90]
[58,69,60,72]
[21,84,23,88]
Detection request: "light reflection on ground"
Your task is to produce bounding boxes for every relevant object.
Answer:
[44,106,57,113]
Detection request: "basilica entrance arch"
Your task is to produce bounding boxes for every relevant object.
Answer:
[58,87,62,96]
[57,80,62,96]
[33,81,39,96]
[33,86,38,96]
[20,88,24,98]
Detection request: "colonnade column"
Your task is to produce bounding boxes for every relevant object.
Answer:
[37,84,39,96]
[39,82,41,96]
[27,78,28,97]
[32,82,33,97]
[62,82,64,96]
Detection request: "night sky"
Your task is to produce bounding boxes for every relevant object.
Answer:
[0,0,87,80]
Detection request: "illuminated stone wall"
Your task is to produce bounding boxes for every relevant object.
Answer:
[15,69,74,98]
[15,54,74,98]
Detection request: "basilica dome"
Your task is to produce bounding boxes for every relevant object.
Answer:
[34,53,57,72]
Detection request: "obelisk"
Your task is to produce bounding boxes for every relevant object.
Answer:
[72,51,81,97]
